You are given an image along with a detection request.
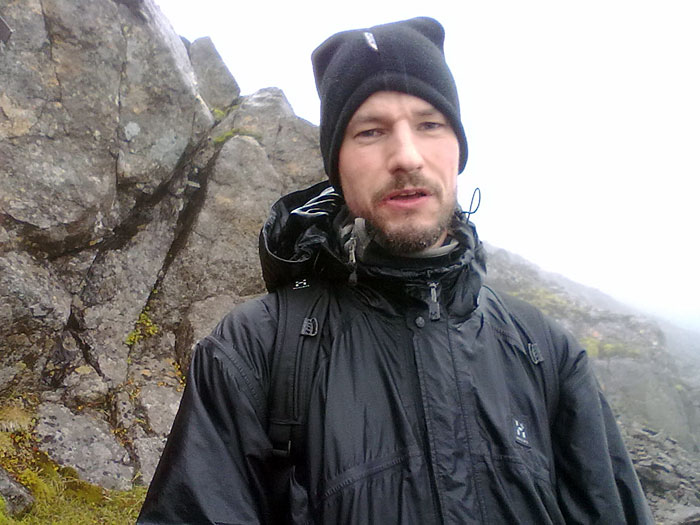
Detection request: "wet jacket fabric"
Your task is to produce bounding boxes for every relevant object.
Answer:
[138,181,652,524]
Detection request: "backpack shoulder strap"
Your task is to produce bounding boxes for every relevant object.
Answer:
[268,278,330,460]
[482,285,560,420]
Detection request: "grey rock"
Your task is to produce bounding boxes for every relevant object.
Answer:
[0,0,213,256]
[0,467,34,517]
[0,0,121,252]
[637,464,682,492]
[34,403,133,490]
[0,365,17,393]
[655,504,700,525]
[127,335,181,388]
[78,195,181,385]
[132,426,167,486]
[175,294,242,367]
[0,0,60,121]
[63,363,110,406]
[0,252,71,334]
[41,0,125,139]
[138,383,182,436]
[113,390,139,430]
[49,249,98,296]
[0,251,71,390]
[124,133,286,440]
[190,36,240,111]
[622,422,700,520]
[43,331,88,392]
[217,88,325,191]
[155,134,283,321]
[188,294,241,343]
[0,137,116,252]
[115,0,213,193]
[0,223,11,248]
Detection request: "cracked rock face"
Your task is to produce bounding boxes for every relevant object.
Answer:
[0,0,323,497]
[0,0,118,251]
[0,0,212,255]
[78,194,182,386]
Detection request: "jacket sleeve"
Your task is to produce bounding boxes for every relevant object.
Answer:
[137,296,278,525]
[549,324,654,524]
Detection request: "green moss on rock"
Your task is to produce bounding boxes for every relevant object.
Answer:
[125,309,159,347]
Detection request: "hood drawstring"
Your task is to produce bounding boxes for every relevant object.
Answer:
[462,187,481,224]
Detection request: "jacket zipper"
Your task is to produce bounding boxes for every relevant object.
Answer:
[428,281,441,321]
[348,235,358,285]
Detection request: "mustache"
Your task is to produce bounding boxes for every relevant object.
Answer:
[371,171,443,204]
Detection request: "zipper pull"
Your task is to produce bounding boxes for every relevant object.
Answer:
[348,235,358,286]
[428,281,441,320]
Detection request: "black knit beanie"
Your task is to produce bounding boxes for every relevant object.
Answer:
[312,17,468,190]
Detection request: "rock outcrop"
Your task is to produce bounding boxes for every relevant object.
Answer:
[1,1,323,511]
[0,1,697,521]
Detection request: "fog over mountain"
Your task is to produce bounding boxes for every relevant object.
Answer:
[498,243,700,335]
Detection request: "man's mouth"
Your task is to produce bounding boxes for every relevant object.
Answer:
[384,188,430,201]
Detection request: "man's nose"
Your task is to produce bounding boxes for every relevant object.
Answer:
[388,125,423,174]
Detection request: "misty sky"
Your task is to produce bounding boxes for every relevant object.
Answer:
[155,0,699,331]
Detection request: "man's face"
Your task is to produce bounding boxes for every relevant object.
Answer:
[338,91,460,254]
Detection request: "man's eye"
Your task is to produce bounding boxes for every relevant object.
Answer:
[420,121,444,131]
[356,129,381,138]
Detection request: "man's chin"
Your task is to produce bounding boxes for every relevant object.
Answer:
[373,223,446,255]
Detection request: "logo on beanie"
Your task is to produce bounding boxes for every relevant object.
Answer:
[363,31,378,52]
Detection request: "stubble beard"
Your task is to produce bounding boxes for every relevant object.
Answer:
[367,172,456,255]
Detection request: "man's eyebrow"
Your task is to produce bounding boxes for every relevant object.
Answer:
[348,107,443,126]
[414,108,444,118]
[347,114,384,127]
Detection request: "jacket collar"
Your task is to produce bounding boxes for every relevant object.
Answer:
[259,181,486,317]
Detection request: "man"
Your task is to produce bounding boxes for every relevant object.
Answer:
[138,17,652,524]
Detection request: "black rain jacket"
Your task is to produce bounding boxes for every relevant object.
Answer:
[138,181,652,524]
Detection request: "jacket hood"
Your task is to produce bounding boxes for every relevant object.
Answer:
[259,181,345,291]
[259,181,487,313]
